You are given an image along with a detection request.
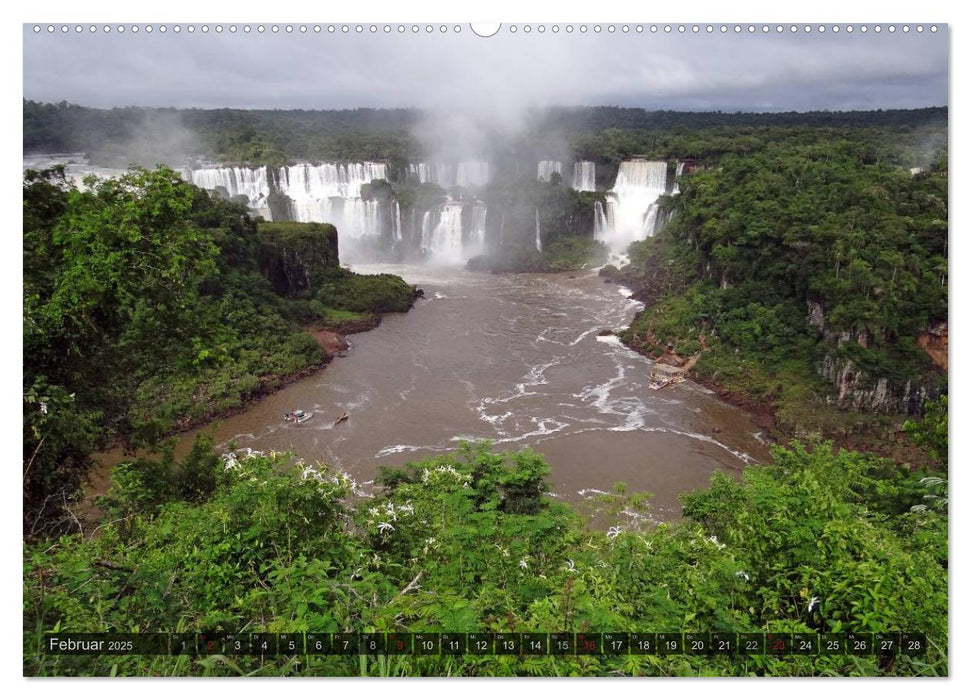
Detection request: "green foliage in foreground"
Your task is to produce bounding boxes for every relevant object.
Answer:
[24,441,947,677]
[903,396,948,468]
[23,167,415,534]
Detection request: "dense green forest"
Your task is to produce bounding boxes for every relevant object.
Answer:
[23,100,946,168]
[609,134,947,457]
[24,437,947,676]
[23,166,418,535]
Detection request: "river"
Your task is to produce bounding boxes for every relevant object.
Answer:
[96,264,771,521]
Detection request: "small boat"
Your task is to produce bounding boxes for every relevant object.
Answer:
[334,411,349,426]
[284,410,314,423]
[649,365,687,390]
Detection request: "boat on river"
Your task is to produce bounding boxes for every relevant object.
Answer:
[284,409,314,423]
[649,364,687,390]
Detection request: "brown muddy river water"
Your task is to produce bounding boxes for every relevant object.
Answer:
[98,265,771,521]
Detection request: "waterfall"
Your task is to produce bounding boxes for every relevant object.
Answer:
[596,160,669,253]
[409,163,431,183]
[671,161,685,194]
[499,211,506,246]
[455,160,490,188]
[426,203,466,265]
[420,210,433,249]
[594,200,610,239]
[572,161,596,191]
[537,160,563,182]
[276,162,388,244]
[418,201,488,263]
[393,201,402,243]
[189,166,270,207]
[535,208,542,252]
[407,161,490,188]
[188,162,389,248]
[471,203,487,253]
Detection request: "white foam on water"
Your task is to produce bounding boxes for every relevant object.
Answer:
[569,328,598,346]
[577,488,612,497]
[492,417,570,445]
[595,334,624,346]
[374,444,428,458]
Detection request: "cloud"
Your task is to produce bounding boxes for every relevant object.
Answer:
[23,26,948,112]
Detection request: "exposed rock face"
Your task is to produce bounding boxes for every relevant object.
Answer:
[820,354,940,415]
[806,300,826,332]
[256,222,340,297]
[309,329,349,358]
[918,321,948,370]
[810,299,943,414]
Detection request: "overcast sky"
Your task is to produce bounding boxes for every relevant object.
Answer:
[23,24,948,113]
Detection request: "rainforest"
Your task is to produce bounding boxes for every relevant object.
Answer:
[23,99,948,678]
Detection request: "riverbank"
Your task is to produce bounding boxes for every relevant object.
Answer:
[79,312,398,529]
[611,281,935,467]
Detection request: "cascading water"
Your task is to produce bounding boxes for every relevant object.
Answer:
[420,210,434,249]
[455,161,490,188]
[190,166,271,208]
[535,208,542,252]
[188,162,389,250]
[572,161,596,191]
[409,163,431,184]
[393,201,402,243]
[596,160,669,253]
[537,160,562,182]
[277,162,387,246]
[671,161,685,195]
[594,200,611,239]
[426,203,466,265]
[418,201,488,264]
[471,203,487,252]
[408,161,491,189]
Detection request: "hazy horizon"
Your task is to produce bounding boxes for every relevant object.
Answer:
[22,99,949,113]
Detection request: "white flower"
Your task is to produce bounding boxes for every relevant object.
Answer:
[384,503,397,521]
[808,596,820,613]
[735,571,750,581]
[564,559,576,572]
[399,503,414,515]
[39,401,48,414]
[221,453,239,470]
[519,559,528,570]
[598,560,609,569]
[607,526,622,540]
[707,535,726,549]
[377,521,395,534]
